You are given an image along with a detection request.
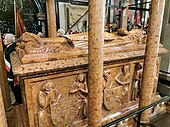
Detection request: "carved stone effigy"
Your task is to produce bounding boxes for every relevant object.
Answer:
[10,29,168,127]
[15,29,146,64]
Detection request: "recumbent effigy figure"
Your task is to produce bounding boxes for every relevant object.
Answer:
[15,28,147,64]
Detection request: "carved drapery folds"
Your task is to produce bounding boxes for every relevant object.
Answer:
[16,32,74,55]
[37,81,62,127]
[103,69,121,111]
[15,29,148,64]
[69,73,88,119]
[103,65,130,111]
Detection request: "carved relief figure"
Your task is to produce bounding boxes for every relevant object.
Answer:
[103,69,123,111]
[115,65,130,85]
[132,63,143,101]
[103,69,111,89]
[69,73,88,119]
[115,65,130,104]
[37,81,62,127]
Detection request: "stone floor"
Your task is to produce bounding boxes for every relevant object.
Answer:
[143,113,170,127]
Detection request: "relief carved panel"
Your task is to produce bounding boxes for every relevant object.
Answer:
[103,65,131,111]
[33,73,88,127]
[37,81,62,127]
[28,63,146,126]
[69,73,88,119]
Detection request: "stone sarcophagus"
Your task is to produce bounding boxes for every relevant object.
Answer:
[10,29,167,127]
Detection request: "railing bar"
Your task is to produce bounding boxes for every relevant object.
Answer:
[102,96,170,127]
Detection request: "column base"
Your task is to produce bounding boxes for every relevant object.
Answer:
[140,119,150,124]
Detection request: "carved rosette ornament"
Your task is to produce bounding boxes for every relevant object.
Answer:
[37,81,62,127]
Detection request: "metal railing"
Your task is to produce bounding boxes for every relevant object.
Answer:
[102,96,170,127]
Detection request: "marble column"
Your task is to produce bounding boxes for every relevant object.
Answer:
[0,86,7,127]
[46,0,57,37]
[139,0,165,123]
[120,7,128,29]
[88,0,105,127]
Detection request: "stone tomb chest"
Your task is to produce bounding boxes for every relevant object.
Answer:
[11,30,167,127]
